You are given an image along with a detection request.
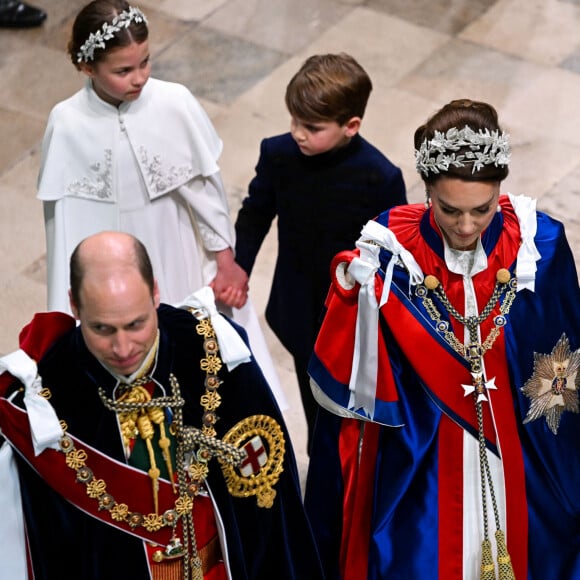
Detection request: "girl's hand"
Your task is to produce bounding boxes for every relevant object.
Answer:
[210,248,249,309]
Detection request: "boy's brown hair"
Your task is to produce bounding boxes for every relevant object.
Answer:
[285,53,372,125]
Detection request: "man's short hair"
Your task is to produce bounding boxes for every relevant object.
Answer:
[69,234,155,308]
[285,53,372,125]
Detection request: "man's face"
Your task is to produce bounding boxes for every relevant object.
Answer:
[72,269,160,376]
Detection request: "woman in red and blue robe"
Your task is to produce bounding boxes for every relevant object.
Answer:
[305,100,580,579]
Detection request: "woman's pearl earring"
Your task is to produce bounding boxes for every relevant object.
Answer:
[424,191,431,210]
[496,205,502,213]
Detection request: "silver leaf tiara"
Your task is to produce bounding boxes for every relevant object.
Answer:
[76,6,148,63]
[415,125,511,177]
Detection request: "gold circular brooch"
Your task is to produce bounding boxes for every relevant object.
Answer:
[219,415,285,508]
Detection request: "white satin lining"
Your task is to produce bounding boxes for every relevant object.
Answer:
[0,443,28,579]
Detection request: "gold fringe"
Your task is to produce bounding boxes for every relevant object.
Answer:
[495,530,516,580]
[481,539,496,580]
[151,558,183,580]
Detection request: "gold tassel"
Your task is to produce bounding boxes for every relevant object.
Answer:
[481,539,496,580]
[119,413,138,449]
[149,406,176,493]
[137,412,160,513]
[191,555,204,580]
[150,559,183,580]
[118,386,150,449]
[495,530,516,580]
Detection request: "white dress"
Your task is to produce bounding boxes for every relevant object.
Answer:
[37,78,286,408]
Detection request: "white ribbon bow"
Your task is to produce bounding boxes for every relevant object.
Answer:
[175,286,252,371]
[0,349,63,455]
[508,193,540,292]
[346,221,424,419]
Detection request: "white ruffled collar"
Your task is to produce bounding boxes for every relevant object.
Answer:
[444,237,487,278]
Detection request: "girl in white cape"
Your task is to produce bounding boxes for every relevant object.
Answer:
[37,0,285,406]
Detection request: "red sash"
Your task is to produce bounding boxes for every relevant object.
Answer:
[0,398,217,551]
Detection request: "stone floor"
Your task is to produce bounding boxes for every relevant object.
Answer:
[2,0,580,483]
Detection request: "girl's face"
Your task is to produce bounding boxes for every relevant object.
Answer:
[81,40,151,107]
[428,177,500,251]
[289,116,360,156]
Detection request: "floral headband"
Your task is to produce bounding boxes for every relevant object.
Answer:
[76,6,148,63]
[415,125,511,177]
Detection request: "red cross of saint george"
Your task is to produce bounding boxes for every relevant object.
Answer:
[239,435,267,477]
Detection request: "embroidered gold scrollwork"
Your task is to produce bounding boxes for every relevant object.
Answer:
[174,495,193,516]
[110,503,129,521]
[86,478,107,498]
[64,447,87,469]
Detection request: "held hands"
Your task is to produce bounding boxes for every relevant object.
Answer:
[209,248,249,309]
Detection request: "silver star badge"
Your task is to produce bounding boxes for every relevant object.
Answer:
[521,333,580,434]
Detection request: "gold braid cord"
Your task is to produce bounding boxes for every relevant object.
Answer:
[58,381,193,535]
[419,269,517,580]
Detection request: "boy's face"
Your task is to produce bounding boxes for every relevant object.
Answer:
[290,116,359,156]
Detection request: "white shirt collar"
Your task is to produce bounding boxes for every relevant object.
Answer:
[443,236,488,278]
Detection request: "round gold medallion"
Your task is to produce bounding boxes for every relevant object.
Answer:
[219,415,285,508]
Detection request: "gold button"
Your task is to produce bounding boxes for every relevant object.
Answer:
[424,275,439,290]
[496,268,511,284]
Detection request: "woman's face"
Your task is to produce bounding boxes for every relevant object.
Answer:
[428,177,500,251]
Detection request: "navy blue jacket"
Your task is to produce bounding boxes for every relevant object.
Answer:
[235,133,407,361]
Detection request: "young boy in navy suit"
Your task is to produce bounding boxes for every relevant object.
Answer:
[234,53,407,452]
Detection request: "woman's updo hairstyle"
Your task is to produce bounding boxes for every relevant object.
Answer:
[414,99,510,185]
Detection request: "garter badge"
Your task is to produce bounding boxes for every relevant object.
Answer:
[219,415,285,508]
[521,333,580,434]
